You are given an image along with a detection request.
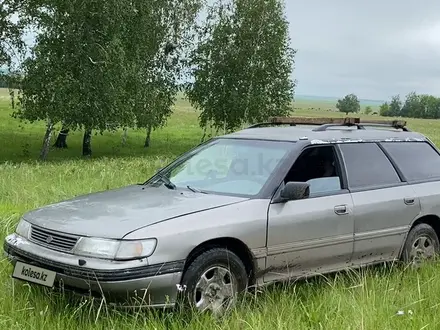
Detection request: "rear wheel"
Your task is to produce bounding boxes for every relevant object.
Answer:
[401,223,440,267]
[179,248,248,316]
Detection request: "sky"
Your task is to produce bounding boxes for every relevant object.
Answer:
[285,0,440,100]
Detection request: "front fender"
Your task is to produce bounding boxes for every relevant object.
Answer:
[124,199,270,267]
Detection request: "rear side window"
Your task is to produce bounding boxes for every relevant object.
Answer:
[381,141,440,182]
[339,143,401,189]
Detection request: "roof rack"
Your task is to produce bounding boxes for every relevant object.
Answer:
[247,116,409,132]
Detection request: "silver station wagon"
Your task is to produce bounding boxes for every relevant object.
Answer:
[4,117,440,314]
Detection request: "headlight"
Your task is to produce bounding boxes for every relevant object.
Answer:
[72,237,157,260]
[15,219,31,238]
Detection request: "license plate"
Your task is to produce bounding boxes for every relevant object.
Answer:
[12,261,56,287]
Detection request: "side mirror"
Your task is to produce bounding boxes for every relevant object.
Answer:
[274,181,310,203]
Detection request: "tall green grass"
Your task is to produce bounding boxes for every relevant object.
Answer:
[2,90,440,329]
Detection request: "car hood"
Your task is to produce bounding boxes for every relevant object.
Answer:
[23,184,248,239]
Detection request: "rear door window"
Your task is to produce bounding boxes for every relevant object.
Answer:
[381,141,440,182]
[338,142,402,189]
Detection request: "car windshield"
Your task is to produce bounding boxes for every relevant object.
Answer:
[158,138,294,196]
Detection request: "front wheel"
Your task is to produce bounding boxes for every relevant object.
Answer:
[178,248,248,315]
[401,223,440,267]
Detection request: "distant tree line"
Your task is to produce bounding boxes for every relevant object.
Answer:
[379,92,440,119]
[336,92,440,120]
[0,0,296,160]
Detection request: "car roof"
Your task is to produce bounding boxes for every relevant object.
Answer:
[220,125,427,144]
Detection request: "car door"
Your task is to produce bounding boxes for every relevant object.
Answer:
[264,145,355,283]
[337,142,421,265]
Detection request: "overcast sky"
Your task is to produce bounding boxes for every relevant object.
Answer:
[285,0,440,100]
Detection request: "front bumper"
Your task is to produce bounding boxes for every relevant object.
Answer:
[4,233,184,308]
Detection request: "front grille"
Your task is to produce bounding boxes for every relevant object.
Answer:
[30,225,79,251]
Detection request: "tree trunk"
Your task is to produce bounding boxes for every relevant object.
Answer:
[40,121,54,161]
[200,125,207,143]
[144,126,152,148]
[82,129,92,157]
[122,127,128,146]
[53,126,69,148]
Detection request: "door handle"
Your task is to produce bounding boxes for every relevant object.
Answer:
[404,197,415,205]
[334,204,348,215]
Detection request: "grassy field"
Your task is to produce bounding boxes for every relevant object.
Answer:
[2,88,440,329]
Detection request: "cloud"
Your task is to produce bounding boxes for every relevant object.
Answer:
[286,0,440,100]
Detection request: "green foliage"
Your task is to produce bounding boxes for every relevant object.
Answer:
[186,0,296,132]
[379,102,390,117]
[364,105,372,115]
[14,0,203,156]
[388,95,402,117]
[335,93,360,115]
[125,0,202,140]
[12,0,146,158]
[15,0,135,132]
[0,0,28,103]
[400,92,419,118]
[0,0,26,69]
[381,92,440,119]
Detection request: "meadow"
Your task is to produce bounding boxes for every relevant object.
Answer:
[2,87,440,329]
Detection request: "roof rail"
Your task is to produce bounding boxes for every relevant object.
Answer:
[247,116,409,131]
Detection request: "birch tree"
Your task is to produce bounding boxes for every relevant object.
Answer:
[0,0,26,68]
[14,0,135,158]
[125,0,202,147]
[186,0,296,134]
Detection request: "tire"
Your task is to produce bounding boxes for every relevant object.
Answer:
[401,223,440,267]
[178,248,248,315]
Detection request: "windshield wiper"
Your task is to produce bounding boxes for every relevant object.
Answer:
[156,173,176,190]
[187,185,208,194]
